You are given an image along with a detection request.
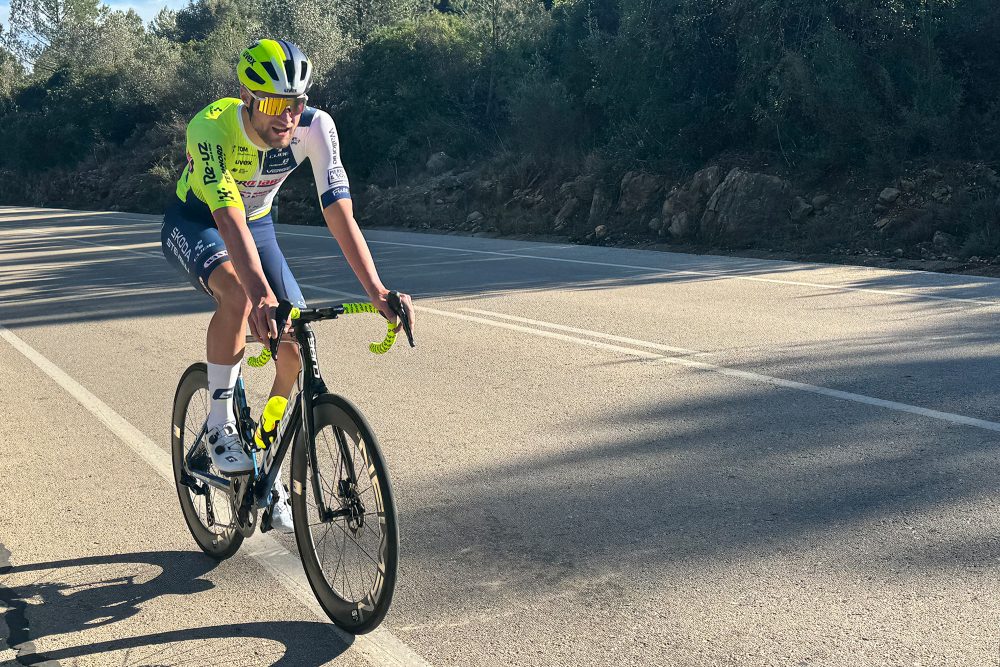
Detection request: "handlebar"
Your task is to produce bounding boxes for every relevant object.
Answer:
[246,291,414,368]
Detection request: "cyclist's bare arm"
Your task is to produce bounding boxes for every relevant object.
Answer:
[322,199,415,330]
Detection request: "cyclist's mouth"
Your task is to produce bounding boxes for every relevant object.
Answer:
[273,126,292,140]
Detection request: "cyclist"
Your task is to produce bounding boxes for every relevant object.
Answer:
[160,38,414,533]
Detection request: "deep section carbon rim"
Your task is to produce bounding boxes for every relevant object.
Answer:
[291,395,398,633]
[171,364,243,559]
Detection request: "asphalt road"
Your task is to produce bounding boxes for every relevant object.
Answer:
[1,206,998,667]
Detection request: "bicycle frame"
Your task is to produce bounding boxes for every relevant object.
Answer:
[181,313,360,527]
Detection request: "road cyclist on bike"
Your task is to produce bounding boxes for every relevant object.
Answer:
[160,38,415,534]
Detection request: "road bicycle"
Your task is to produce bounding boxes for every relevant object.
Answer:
[170,293,414,634]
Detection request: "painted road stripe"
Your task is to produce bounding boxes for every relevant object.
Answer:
[12,222,1000,434]
[303,283,1000,434]
[459,308,705,356]
[0,323,434,667]
[5,207,1000,307]
[278,229,999,307]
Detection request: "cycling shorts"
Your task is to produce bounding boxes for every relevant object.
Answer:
[160,199,307,309]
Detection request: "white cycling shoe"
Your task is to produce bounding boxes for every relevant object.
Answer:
[270,480,294,534]
[206,422,253,476]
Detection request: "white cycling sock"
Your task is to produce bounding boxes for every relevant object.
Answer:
[207,362,241,429]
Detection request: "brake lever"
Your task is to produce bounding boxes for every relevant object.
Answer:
[387,291,415,348]
[269,300,294,360]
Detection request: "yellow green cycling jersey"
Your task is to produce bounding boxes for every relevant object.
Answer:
[175,98,351,221]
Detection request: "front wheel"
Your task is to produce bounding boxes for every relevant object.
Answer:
[171,363,243,560]
[291,394,399,634]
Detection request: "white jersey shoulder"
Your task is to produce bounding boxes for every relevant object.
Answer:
[236,106,352,221]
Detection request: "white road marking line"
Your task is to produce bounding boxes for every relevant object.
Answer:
[13,221,999,433]
[0,324,434,667]
[302,283,1000,434]
[278,229,1000,307]
[10,208,1000,306]
[460,308,705,355]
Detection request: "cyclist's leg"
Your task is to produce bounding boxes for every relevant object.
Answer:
[248,214,306,400]
[161,202,249,367]
[161,201,249,440]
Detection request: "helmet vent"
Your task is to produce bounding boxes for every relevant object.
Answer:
[244,67,265,85]
[261,61,279,81]
[284,59,295,83]
[300,61,309,81]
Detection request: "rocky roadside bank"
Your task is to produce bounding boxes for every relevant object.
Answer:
[277,152,1000,278]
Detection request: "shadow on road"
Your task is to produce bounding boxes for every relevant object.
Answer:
[0,548,349,666]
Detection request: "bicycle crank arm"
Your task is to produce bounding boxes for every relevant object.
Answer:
[185,468,232,494]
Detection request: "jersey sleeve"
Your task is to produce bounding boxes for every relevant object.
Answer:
[305,109,352,209]
[187,121,244,213]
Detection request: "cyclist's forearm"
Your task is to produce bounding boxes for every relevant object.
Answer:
[213,207,273,303]
[323,201,385,296]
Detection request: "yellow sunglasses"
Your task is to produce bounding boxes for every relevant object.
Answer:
[249,92,308,116]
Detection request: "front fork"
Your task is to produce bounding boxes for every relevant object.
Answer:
[298,324,364,527]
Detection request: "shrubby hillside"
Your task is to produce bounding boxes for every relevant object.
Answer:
[3,0,999,263]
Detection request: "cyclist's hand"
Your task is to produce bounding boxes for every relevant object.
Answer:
[371,289,415,333]
[248,295,280,345]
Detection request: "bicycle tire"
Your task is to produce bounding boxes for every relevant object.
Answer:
[171,363,244,560]
[290,393,399,634]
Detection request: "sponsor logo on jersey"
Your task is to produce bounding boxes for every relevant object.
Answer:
[203,250,228,268]
[327,167,346,185]
[169,227,191,261]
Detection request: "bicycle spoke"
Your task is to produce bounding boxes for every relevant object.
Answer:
[331,520,382,569]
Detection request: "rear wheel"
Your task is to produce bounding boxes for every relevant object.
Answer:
[171,363,243,560]
[291,394,399,634]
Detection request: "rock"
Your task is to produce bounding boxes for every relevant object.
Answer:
[554,197,579,230]
[878,187,901,205]
[668,211,693,239]
[875,207,935,242]
[571,175,598,202]
[932,230,958,248]
[466,211,484,224]
[930,184,952,202]
[700,168,794,243]
[435,198,445,205]
[874,203,889,214]
[559,181,575,197]
[648,217,662,232]
[790,197,814,222]
[924,168,944,181]
[587,187,611,229]
[811,194,831,210]
[892,248,905,257]
[594,224,608,239]
[426,152,456,175]
[618,171,663,213]
[660,166,723,240]
[455,170,477,186]
[900,178,916,193]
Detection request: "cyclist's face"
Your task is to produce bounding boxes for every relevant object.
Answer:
[241,90,303,149]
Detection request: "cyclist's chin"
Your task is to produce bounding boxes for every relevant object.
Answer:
[264,131,293,149]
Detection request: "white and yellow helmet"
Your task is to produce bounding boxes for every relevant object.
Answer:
[238,39,312,96]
